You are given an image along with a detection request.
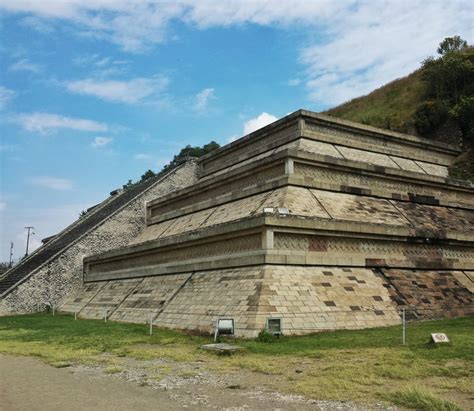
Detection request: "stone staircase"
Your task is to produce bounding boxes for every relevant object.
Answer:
[0,169,173,297]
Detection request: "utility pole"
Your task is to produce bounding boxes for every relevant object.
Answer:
[24,226,35,257]
[9,242,13,268]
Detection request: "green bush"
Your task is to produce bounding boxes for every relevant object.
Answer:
[256,329,276,343]
[451,96,474,141]
[414,101,448,134]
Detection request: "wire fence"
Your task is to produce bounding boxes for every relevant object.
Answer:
[33,302,474,343]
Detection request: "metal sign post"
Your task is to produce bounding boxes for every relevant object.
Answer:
[402,308,406,345]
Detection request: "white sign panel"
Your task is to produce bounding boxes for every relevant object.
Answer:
[431,333,449,343]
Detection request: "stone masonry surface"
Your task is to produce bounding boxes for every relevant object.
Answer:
[61,265,474,338]
[33,110,474,336]
[0,161,198,315]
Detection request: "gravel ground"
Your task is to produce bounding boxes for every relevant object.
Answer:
[0,354,398,410]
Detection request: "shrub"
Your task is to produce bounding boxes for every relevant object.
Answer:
[414,101,448,134]
[451,96,474,142]
[256,329,276,343]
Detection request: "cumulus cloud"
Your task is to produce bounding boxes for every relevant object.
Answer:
[31,176,73,191]
[194,88,215,111]
[0,1,186,52]
[243,112,278,135]
[9,58,41,73]
[1,1,472,105]
[15,112,108,134]
[65,75,169,104]
[0,86,15,110]
[91,136,112,148]
[299,1,472,106]
[0,1,342,52]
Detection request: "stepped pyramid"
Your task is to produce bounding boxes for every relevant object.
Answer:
[59,110,474,337]
[0,162,198,315]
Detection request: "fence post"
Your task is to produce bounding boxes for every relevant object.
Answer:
[149,314,153,336]
[104,310,108,323]
[52,304,55,316]
[402,308,406,345]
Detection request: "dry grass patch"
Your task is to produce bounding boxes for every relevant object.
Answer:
[0,314,472,409]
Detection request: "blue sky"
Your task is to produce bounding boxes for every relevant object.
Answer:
[0,1,472,261]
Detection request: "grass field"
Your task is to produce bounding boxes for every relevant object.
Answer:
[325,70,426,134]
[0,314,472,410]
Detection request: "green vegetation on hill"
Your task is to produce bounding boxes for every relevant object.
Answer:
[326,69,426,134]
[326,36,474,182]
[0,314,472,409]
[122,141,221,190]
[78,141,220,218]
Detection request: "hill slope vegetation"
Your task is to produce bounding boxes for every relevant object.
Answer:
[326,37,473,182]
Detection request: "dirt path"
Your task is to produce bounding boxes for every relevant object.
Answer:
[0,354,377,411]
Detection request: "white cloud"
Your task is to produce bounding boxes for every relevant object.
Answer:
[31,176,73,191]
[20,15,54,33]
[0,1,186,52]
[66,75,169,104]
[72,54,130,77]
[243,112,278,135]
[91,136,112,148]
[194,87,215,111]
[288,78,301,86]
[1,1,472,106]
[0,86,15,110]
[9,58,41,73]
[0,201,6,211]
[0,1,343,52]
[134,153,152,160]
[15,112,108,134]
[299,1,473,106]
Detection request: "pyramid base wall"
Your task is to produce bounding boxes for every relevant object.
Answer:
[0,161,199,316]
[60,265,474,337]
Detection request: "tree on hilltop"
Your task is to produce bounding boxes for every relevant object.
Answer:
[437,36,468,55]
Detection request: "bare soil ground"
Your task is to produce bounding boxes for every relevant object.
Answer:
[0,354,393,411]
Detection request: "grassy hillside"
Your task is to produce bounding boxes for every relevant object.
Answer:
[326,69,426,135]
[325,46,474,183]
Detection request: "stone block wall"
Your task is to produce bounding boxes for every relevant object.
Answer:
[380,269,474,319]
[0,161,198,315]
[62,265,473,338]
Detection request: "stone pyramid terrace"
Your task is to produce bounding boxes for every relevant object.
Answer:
[61,110,474,337]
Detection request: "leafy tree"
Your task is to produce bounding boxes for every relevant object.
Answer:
[121,141,221,189]
[414,101,448,134]
[162,141,220,172]
[122,179,134,190]
[140,169,156,182]
[437,36,468,55]
[419,36,473,143]
[451,96,474,141]
[422,44,473,104]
